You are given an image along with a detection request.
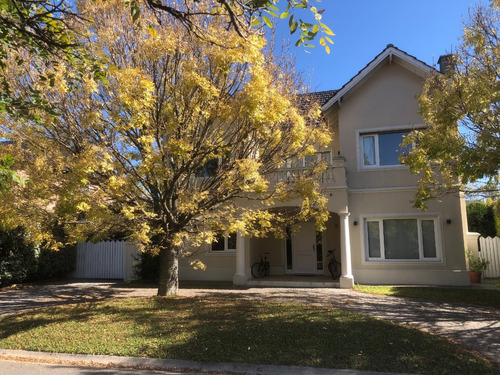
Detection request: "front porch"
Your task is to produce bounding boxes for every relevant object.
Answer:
[247,275,339,288]
[233,211,355,288]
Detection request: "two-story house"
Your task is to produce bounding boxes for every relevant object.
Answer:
[178,44,470,288]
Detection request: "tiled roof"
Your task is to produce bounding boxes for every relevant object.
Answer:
[296,89,338,108]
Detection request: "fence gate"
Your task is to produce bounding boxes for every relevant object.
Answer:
[75,241,125,279]
[479,237,500,278]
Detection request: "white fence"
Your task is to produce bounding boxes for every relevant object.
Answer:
[479,237,500,278]
[75,241,140,281]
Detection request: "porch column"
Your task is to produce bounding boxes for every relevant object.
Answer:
[233,231,247,285]
[339,212,354,288]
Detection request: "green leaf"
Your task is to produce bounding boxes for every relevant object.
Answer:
[280,11,290,19]
[289,15,294,27]
[312,24,320,34]
[130,1,140,22]
[295,38,302,47]
[252,17,261,27]
[263,15,273,28]
[290,21,298,34]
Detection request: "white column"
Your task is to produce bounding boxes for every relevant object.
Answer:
[233,231,247,285]
[339,212,354,288]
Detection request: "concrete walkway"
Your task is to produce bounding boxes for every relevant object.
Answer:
[0,282,499,363]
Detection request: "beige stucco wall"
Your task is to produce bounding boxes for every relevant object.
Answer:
[179,243,237,281]
[336,62,424,190]
[326,60,469,286]
[347,190,469,285]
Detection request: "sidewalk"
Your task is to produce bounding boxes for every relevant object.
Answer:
[0,349,412,375]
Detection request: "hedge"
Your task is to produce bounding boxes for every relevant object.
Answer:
[0,226,76,287]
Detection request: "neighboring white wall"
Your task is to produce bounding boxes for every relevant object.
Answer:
[75,241,140,281]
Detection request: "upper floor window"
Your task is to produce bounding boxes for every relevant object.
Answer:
[361,131,410,168]
[211,232,237,252]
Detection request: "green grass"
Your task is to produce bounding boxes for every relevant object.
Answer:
[0,297,498,374]
[353,285,500,309]
[483,278,500,288]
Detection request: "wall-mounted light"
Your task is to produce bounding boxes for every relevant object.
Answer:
[446,219,452,224]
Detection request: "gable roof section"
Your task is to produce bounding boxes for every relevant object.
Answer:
[296,89,338,110]
[321,44,435,111]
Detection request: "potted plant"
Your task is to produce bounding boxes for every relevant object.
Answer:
[466,249,490,283]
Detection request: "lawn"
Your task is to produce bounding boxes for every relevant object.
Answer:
[0,297,498,374]
[353,285,500,309]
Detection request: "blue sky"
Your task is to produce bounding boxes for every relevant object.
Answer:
[276,0,488,92]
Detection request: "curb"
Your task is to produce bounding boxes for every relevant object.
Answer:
[0,349,411,375]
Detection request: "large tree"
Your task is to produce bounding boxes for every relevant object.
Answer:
[0,0,330,295]
[0,0,334,119]
[403,1,500,209]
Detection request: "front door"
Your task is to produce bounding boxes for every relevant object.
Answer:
[292,223,317,274]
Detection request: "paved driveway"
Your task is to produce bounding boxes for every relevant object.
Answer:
[0,282,498,361]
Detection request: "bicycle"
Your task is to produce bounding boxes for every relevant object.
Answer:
[251,253,270,278]
[327,249,341,280]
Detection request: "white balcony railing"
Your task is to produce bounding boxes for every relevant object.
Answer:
[273,157,346,189]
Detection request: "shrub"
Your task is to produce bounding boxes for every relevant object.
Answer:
[466,201,497,237]
[494,200,500,237]
[0,227,39,286]
[0,225,77,287]
[466,249,490,273]
[36,244,77,279]
[135,251,159,281]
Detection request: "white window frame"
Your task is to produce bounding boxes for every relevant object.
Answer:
[356,126,423,171]
[362,214,443,263]
[210,233,237,253]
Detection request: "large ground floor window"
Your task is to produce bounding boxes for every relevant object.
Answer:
[364,217,440,261]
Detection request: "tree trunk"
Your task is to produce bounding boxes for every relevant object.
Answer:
[157,243,179,296]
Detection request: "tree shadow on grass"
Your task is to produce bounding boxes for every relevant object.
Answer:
[114,297,500,375]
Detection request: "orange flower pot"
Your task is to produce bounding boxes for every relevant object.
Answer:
[469,271,482,283]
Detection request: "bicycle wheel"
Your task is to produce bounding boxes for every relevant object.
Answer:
[331,262,341,280]
[327,260,335,278]
[264,261,270,276]
[251,262,265,278]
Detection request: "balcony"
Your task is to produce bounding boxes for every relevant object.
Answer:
[273,156,346,189]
